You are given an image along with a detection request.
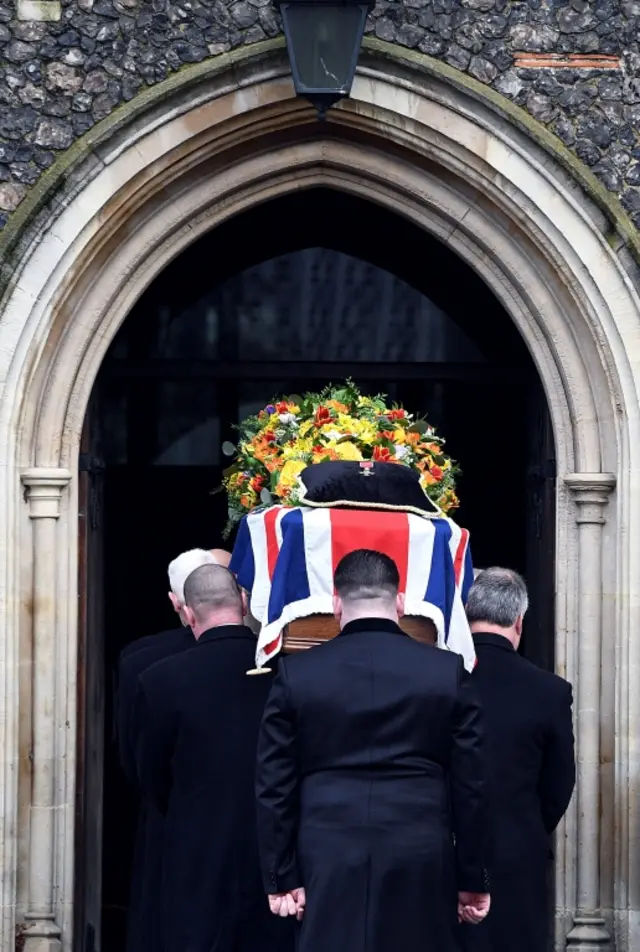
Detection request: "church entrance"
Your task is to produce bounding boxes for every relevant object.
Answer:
[77,187,556,951]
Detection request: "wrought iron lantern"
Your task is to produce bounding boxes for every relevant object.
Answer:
[276,0,373,119]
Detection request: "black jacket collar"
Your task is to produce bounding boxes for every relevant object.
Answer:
[196,624,255,646]
[472,632,516,653]
[340,618,406,637]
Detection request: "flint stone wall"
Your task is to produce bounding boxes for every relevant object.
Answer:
[0,0,639,229]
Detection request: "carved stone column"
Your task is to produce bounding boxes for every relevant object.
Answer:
[564,473,615,951]
[20,468,72,952]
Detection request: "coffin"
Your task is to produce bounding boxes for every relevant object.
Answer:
[229,502,476,670]
[283,614,438,652]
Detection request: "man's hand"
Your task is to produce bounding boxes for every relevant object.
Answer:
[268,887,306,921]
[458,891,490,925]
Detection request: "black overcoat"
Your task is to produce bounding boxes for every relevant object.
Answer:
[459,632,575,952]
[134,624,294,952]
[256,618,490,952]
[117,629,195,952]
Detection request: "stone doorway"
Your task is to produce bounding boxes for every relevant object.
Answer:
[77,187,556,950]
[3,51,637,952]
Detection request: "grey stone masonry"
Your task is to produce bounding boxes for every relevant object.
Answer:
[0,0,639,229]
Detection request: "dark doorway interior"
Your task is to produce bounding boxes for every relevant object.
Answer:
[78,188,556,951]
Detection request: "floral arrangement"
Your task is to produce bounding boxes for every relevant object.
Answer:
[220,381,459,536]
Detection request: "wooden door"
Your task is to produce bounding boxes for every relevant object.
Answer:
[74,393,106,952]
[523,384,556,672]
[523,383,557,952]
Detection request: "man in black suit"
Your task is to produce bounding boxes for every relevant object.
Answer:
[256,549,491,952]
[460,567,575,952]
[117,547,219,952]
[134,563,293,952]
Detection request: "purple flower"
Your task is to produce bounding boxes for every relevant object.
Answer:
[265,405,276,415]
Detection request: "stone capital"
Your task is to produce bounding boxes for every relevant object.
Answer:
[564,473,615,524]
[21,468,72,520]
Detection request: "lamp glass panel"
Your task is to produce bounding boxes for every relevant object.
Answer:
[283,3,366,93]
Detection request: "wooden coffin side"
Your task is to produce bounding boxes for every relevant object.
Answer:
[283,615,437,652]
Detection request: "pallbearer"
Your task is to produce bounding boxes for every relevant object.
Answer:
[117,547,220,952]
[256,549,491,952]
[134,564,293,952]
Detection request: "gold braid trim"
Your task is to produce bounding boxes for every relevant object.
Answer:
[298,499,442,519]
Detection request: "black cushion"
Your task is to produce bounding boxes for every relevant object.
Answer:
[298,461,440,516]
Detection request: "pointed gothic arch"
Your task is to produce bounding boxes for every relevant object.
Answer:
[0,44,639,952]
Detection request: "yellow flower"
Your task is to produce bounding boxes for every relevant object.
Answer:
[299,420,314,437]
[282,438,313,459]
[339,416,377,444]
[393,428,406,444]
[332,441,363,462]
[335,413,357,431]
[277,459,307,491]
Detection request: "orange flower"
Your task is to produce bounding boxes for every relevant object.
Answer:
[388,409,406,421]
[313,445,339,460]
[373,446,394,462]
[315,406,332,425]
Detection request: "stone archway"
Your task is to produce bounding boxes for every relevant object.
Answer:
[1,44,639,952]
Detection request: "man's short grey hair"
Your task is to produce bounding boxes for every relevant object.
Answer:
[168,548,217,605]
[183,564,242,622]
[466,567,529,628]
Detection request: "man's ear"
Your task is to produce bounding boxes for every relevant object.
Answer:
[183,606,197,631]
[333,594,343,622]
[240,589,249,617]
[396,592,405,619]
[515,615,524,637]
[168,592,180,613]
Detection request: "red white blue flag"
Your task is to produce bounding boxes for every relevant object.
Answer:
[230,506,475,671]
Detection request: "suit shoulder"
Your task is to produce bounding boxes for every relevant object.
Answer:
[138,647,189,692]
[120,628,181,662]
[122,630,192,675]
[281,637,336,672]
[515,654,572,700]
[282,632,461,673]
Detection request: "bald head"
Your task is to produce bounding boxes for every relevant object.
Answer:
[182,564,245,636]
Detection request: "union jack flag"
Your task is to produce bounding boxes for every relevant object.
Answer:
[230,506,476,671]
